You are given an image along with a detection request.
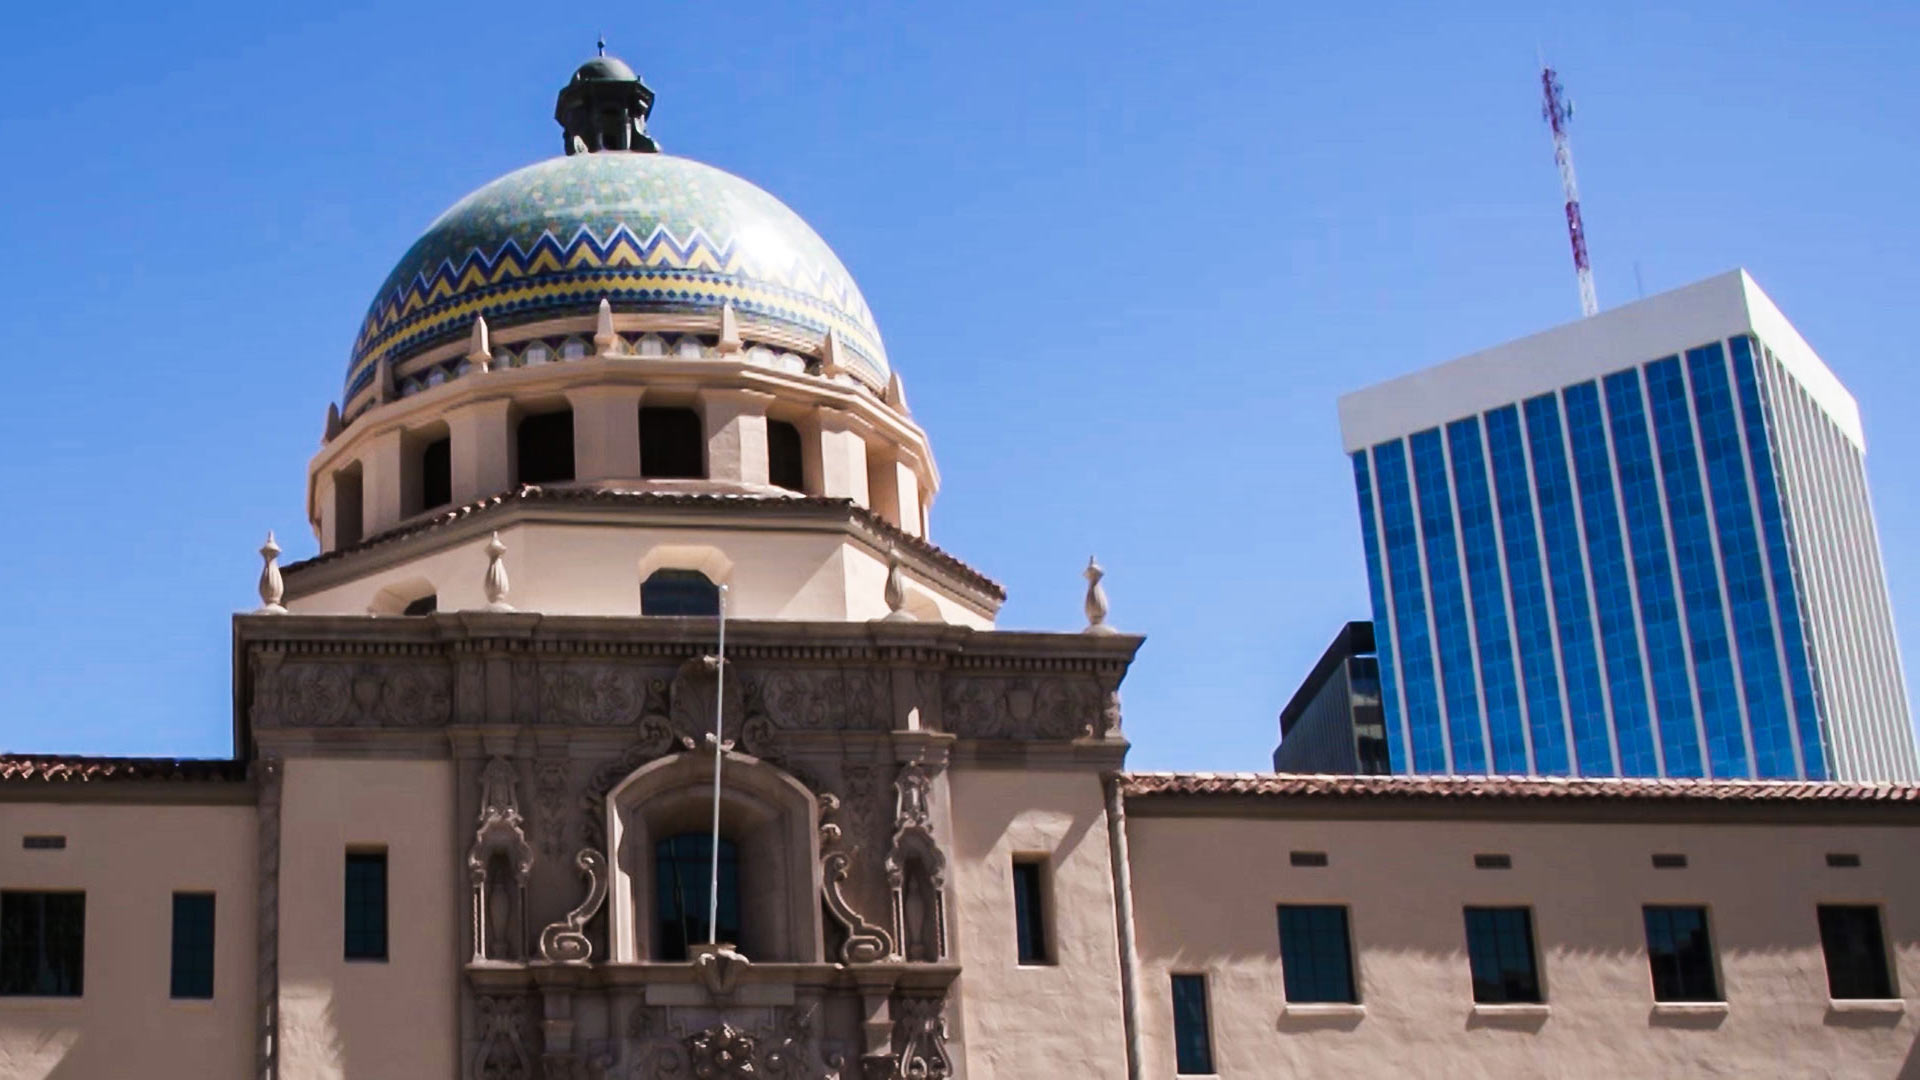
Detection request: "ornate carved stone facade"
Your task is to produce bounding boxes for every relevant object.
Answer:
[234,615,1139,1080]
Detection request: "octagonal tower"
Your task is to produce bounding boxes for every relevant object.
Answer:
[286,54,999,624]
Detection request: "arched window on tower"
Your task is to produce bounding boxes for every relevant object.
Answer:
[333,462,364,548]
[419,435,451,512]
[517,410,575,485]
[640,406,705,479]
[655,833,740,960]
[641,569,721,616]
[768,419,804,492]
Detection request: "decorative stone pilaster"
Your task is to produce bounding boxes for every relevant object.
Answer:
[702,389,774,487]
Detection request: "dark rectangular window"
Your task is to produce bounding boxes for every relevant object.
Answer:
[516,410,575,484]
[1011,859,1049,965]
[1464,906,1541,1004]
[768,419,805,492]
[1826,852,1862,869]
[1288,851,1328,868]
[1643,905,1718,1002]
[420,436,452,510]
[170,892,216,999]
[0,891,84,997]
[1473,853,1512,870]
[21,835,64,850]
[1818,905,1894,1000]
[640,406,705,479]
[344,851,388,961]
[1170,973,1214,1075]
[1278,904,1357,1004]
[1651,853,1688,869]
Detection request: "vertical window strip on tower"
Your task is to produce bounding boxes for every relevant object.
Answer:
[1730,338,1826,778]
[1374,440,1448,772]
[1645,356,1748,778]
[1687,343,1795,777]
[1758,351,1854,775]
[1523,393,1616,775]
[1411,428,1485,773]
[1446,417,1531,774]
[1564,381,1658,775]
[1485,405,1570,774]
[1353,453,1408,772]
[1603,369,1704,777]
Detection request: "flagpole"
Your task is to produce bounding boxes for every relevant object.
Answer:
[707,583,728,947]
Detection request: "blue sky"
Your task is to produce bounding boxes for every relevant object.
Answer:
[0,1,1916,770]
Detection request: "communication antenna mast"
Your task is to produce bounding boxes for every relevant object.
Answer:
[1541,64,1598,317]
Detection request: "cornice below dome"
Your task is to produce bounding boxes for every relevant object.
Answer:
[346,153,887,405]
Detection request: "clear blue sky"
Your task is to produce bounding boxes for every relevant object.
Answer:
[1,1,1916,770]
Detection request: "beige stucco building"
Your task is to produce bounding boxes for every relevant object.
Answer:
[3,52,1919,1080]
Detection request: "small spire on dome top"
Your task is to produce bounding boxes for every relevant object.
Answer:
[597,33,606,57]
[557,46,659,154]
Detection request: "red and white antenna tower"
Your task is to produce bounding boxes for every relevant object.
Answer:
[1541,65,1597,317]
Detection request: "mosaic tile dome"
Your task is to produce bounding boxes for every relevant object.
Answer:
[345,152,888,402]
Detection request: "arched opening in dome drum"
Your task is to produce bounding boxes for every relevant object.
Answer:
[768,419,804,493]
[331,462,364,548]
[405,425,451,516]
[655,833,740,961]
[516,410,575,485]
[401,594,437,617]
[639,407,704,479]
[641,569,721,616]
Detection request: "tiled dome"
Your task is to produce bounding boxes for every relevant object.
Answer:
[344,152,887,402]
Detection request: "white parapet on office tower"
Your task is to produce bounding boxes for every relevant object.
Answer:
[1338,270,1916,782]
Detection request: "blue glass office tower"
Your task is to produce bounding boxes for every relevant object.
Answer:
[1338,271,1916,781]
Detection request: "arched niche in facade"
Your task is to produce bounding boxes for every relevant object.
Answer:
[604,751,823,964]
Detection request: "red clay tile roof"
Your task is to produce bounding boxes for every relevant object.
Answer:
[0,754,248,784]
[1120,771,1920,804]
[283,486,1005,600]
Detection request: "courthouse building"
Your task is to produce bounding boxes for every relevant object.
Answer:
[3,54,1920,1080]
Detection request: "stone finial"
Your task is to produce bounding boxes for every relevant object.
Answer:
[594,298,618,356]
[818,328,846,376]
[256,531,287,614]
[882,547,915,622]
[467,315,492,373]
[322,402,342,445]
[484,532,514,612]
[717,301,743,354]
[1083,556,1116,635]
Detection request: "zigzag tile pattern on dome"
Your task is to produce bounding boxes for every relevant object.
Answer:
[346,153,887,401]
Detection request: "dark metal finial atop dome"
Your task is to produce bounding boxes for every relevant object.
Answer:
[555,45,659,155]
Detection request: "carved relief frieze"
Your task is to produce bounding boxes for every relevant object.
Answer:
[751,668,892,733]
[625,1004,842,1080]
[253,660,453,728]
[539,664,666,726]
[939,674,1102,740]
[532,758,571,857]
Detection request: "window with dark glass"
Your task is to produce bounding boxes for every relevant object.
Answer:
[640,406,705,479]
[420,436,452,511]
[334,464,364,548]
[641,569,721,616]
[1642,905,1718,1002]
[1,891,84,997]
[1170,973,1214,1074]
[1818,905,1895,1000]
[1012,859,1049,965]
[1278,904,1357,1004]
[768,419,805,492]
[1464,906,1541,1004]
[517,410,575,484]
[170,892,216,1000]
[344,851,388,961]
[656,834,739,961]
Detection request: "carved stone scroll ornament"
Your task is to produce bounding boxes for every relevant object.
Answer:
[468,757,536,962]
[819,794,894,965]
[687,1022,760,1078]
[892,997,954,1080]
[539,848,609,963]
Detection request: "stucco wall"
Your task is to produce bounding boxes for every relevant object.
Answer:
[277,758,457,1080]
[946,768,1128,1080]
[1127,812,1920,1078]
[0,800,256,1080]
[286,520,993,627]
